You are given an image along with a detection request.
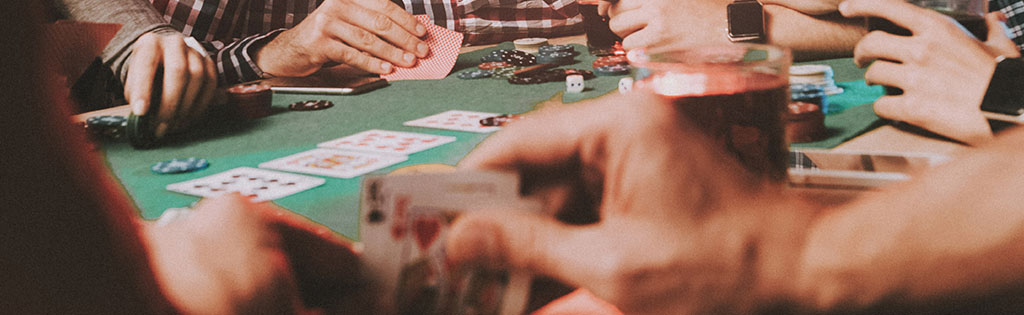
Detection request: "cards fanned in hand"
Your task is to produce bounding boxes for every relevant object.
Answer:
[259,148,407,179]
[318,129,456,156]
[166,167,325,201]
[404,110,502,133]
[360,171,540,315]
[382,15,464,81]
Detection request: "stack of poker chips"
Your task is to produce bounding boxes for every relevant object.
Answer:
[791,84,831,114]
[84,115,128,140]
[592,55,630,76]
[789,64,843,95]
[513,37,549,53]
[226,83,273,120]
[500,50,537,66]
[537,45,576,65]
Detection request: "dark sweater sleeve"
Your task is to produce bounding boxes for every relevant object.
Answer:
[51,0,178,83]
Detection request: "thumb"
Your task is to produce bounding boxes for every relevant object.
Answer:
[446,210,606,288]
[984,11,1022,58]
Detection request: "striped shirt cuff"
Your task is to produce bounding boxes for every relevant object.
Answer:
[216,28,286,86]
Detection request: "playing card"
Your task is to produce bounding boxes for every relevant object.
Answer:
[166,167,325,202]
[404,110,502,133]
[318,129,456,156]
[360,171,539,315]
[259,148,407,179]
[382,15,464,81]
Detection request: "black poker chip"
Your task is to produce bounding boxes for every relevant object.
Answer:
[457,69,493,79]
[84,115,128,139]
[481,49,511,62]
[288,100,334,111]
[500,50,537,66]
[507,76,546,85]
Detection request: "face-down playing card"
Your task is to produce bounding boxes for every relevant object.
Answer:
[165,167,325,202]
[381,15,464,81]
[259,148,408,179]
[318,129,456,156]
[359,171,539,315]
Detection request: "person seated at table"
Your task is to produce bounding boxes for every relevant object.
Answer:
[598,0,867,60]
[389,0,583,45]
[840,0,1024,145]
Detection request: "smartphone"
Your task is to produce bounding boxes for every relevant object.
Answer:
[788,149,951,188]
[255,65,388,95]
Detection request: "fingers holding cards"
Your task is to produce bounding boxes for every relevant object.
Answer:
[359,171,542,315]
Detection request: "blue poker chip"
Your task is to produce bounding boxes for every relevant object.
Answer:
[536,51,575,65]
[457,69,493,79]
[594,64,631,76]
[539,44,574,54]
[151,157,210,174]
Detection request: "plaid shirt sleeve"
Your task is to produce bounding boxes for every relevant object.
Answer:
[391,0,583,45]
[992,0,1024,53]
[205,29,286,86]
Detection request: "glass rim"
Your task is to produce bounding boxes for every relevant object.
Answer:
[626,43,792,72]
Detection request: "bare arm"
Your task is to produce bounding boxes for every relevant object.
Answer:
[795,127,1024,311]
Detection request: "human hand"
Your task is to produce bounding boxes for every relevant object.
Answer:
[447,92,815,314]
[982,11,1022,58]
[256,0,429,77]
[126,32,217,139]
[605,0,732,50]
[143,194,371,314]
[841,0,997,145]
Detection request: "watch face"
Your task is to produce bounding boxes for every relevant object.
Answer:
[728,2,764,38]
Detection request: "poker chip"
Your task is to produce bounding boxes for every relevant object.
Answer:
[563,69,595,80]
[151,157,210,174]
[491,66,523,79]
[507,76,546,85]
[478,61,510,70]
[539,44,574,54]
[513,37,549,53]
[457,69,494,79]
[594,64,631,76]
[479,114,525,126]
[481,49,511,62]
[500,50,537,66]
[127,112,158,149]
[592,55,628,68]
[537,51,575,65]
[288,100,335,111]
[84,115,128,139]
[227,83,273,119]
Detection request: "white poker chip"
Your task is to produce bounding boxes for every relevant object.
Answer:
[790,64,833,76]
[514,37,549,46]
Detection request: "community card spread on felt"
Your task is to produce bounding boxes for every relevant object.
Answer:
[403,110,502,133]
[381,15,464,81]
[166,167,325,201]
[359,171,539,315]
[317,129,456,156]
[259,148,407,179]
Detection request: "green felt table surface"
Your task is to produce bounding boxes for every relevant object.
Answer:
[99,44,882,240]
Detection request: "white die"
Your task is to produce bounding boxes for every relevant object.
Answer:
[566,74,584,93]
[618,77,634,94]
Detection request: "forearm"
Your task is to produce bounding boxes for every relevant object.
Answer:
[794,128,1024,311]
[53,0,177,82]
[764,4,864,60]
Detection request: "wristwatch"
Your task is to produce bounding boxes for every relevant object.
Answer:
[727,0,766,43]
[980,56,1024,116]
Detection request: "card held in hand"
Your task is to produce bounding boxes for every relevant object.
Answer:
[359,171,541,315]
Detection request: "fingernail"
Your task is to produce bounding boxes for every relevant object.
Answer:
[417,42,429,56]
[381,62,393,73]
[131,99,146,116]
[416,24,427,35]
[838,1,849,12]
[155,122,169,139]
[404,52,416,64]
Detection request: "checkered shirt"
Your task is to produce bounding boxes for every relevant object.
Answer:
[149,0,581,85]
[992,0,1024,52]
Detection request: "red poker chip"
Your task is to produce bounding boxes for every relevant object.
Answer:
[592,55,629,68]
[478,61,510,70]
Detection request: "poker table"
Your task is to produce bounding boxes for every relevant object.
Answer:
[86,36,899,241]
